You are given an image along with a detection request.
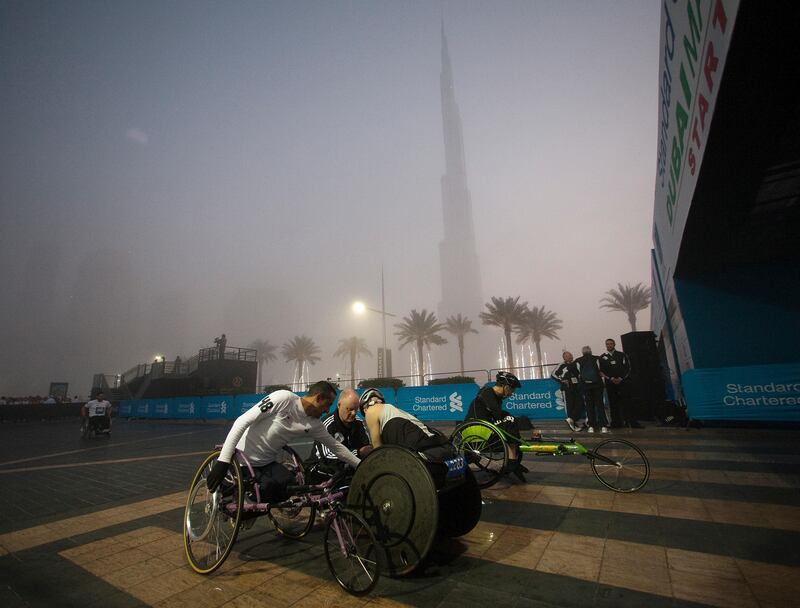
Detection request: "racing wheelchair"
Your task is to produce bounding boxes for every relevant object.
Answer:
[80,416,111,439]
[183,442,482,595]
[450,419,650,492]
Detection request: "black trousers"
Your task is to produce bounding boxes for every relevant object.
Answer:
[563,387,584,421]
[606,381,632,426]
[582,383,608,428]
[251,462,293,502]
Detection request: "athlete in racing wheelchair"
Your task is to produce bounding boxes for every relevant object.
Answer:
[206,381,361,502]
[81,391,112,438]
[357,388,482,541]
[465,371,539,482]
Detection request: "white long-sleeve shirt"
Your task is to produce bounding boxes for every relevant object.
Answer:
[218,390,360,468]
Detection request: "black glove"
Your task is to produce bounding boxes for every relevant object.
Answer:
[206,460,229,492]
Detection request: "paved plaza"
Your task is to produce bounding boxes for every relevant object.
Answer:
[0,418,798,608]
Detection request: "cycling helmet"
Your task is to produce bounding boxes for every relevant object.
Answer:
[358,388,385,415]
[495,371,521,389]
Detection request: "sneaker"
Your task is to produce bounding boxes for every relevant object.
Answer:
[601,427,609,433]
[587,427,595,433]
[566,417,578,432]
[512,468,527,483]
[518,462,529,473]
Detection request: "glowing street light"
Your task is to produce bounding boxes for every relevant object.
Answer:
[351,265,396,377]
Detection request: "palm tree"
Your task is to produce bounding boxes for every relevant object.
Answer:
[444,314,478,375]
[333,337,372,388]
[515,306,562,378]
[480,296,529,371]
[248,339,277,390]
[394,309,447,386]
[281,335,321,385]
[600,282,652,331]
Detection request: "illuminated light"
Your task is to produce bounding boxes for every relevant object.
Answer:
[352,301,366,315]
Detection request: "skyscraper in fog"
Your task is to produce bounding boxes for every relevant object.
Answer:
[438,25,483,324]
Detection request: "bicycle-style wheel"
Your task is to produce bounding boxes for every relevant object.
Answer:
[184,451,243,574]
[450,421,508,489]
[267,445,316,539]
[324,507,380,596]
[589,439,650,493]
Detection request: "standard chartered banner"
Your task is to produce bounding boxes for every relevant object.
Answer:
[683,362,800,421]
[503,379,564,420]
[396,384,479,421]
[119,380,567,422]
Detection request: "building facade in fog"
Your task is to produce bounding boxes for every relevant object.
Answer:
[437,25,484,327]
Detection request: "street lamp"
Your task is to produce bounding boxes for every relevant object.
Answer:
[352,265,396,377]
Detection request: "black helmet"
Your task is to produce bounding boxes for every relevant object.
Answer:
[358,388,385,415]
[495,371,521,389]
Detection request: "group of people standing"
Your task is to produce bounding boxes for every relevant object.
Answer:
[550,338,642,433]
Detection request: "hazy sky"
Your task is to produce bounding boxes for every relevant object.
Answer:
[0,1,659,394]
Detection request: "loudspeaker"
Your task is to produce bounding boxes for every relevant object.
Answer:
[621,331,666,420]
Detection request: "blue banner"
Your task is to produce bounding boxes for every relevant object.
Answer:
[502,379,564,420]
[174,396,201,418]
[235,393,267,415]
[201,396,234,419]
[119,380,569,422]
[396,384,479,421]
[683,362,800,421]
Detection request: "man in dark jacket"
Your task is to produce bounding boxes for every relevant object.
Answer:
[575,346,608,433]
[312,389,372,464]
[551,351,584,431]
[599,338,641,428]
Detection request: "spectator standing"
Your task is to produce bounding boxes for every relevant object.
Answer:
[600,338,641,428]
[551,351,585,431]
[575,346,608,433]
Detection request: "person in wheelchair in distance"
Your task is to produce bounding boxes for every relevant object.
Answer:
[206,381,361,503]
[465,371,538,482]
[306,389,373,484]
[359,388,466,489]
[82,391,112,435]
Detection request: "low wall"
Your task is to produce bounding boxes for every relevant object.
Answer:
[119,379,565,421]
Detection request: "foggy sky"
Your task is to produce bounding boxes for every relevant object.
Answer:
[0,1,659,395]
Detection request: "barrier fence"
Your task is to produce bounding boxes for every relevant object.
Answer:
[0,403,85,422]
[119,378,566,422]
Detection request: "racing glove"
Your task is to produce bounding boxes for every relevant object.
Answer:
[206,460,229,492]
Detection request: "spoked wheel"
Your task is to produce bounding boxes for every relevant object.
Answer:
[588,439,650,493]
[324,507,381,596]
[267,446,316,539]
[450,421,508,489]
[80,421,90,440]
[184,451,243,574]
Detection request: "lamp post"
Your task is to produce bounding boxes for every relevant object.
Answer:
[352,265,396,377]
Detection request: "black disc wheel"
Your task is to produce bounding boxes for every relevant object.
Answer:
[437,468,482,537]
[184,451,243,574]
[324,508,381,596]
[589,439,650,493]
[450,421,508,489]
[347,446,438,577]
[267,446,316,539]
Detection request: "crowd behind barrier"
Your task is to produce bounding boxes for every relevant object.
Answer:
[118,378,565,422]
[0,401,87,422]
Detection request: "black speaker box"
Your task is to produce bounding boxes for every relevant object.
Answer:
[620,331,666,420]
